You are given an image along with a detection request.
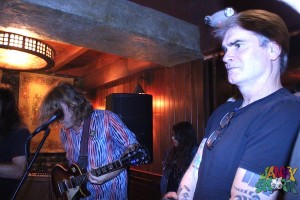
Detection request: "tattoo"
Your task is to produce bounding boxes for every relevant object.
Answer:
[178,185,190,200]
[181,193,190,199]
[184,185,190,192]
[242,171,260,187]
[242,171,272,197]
[233,186,261,200]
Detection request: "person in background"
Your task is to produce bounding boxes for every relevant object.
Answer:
[0,83,30,200]
[176,10,300,199]
[39,83,139,200]
[160,121,198,200]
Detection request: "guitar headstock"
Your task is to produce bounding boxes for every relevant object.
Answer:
[121,145,150,166]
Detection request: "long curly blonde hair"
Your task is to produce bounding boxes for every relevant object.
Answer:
[39,82,93,125]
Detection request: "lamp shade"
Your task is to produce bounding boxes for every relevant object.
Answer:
[0,31,55,70]
[134,82,145,94]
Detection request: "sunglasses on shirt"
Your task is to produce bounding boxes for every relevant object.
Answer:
[206,109,237,150]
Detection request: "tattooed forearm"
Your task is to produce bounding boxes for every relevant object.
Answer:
[177,139,206,200]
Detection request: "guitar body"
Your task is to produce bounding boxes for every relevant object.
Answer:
[51,145,150,200]
[51,164,90,200]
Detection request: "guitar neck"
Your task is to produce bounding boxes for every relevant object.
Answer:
[92,160,124,176]
[74,159,125,186]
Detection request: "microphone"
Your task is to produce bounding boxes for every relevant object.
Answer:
[32,110,64,136]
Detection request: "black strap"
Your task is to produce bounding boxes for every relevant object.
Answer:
[77,115,92,169]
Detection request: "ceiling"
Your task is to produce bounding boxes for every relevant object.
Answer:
[0,0,300,90]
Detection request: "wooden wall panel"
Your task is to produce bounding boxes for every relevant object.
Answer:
[92,59,205,175]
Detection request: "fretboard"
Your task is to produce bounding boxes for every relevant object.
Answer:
[73,160,123,186]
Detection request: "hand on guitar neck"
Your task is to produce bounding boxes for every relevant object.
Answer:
[88,143,140,185]
[51,145,150,200]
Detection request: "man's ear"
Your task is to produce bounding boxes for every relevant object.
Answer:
[269,42,281,60]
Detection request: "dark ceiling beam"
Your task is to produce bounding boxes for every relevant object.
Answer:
[0,0,202,67]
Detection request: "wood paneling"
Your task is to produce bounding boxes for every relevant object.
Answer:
[129,170,161,200]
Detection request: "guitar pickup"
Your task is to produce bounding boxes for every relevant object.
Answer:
[69,176,78,188]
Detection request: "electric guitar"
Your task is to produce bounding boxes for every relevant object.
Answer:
[51,146,150,200]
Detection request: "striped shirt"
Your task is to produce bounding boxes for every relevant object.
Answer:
[60,110,138,200]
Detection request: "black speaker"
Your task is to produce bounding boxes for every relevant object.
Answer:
[105,93,153,162]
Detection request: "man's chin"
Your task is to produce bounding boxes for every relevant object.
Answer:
[228,78,236,85]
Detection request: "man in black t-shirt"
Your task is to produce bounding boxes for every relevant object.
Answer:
[176,10,300,200]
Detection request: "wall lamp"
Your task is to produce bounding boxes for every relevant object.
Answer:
[0,31,55,71]
[204,7,236,27]
[133,72,154,94]
[134,82,146,94]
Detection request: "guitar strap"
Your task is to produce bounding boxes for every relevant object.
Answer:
[77,113,92,169]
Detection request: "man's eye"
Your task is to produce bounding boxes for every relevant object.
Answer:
[234,43,241,48]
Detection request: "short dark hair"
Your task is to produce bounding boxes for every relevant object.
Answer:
[214,9,290,73]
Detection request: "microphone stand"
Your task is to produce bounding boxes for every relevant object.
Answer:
[11,128,51,200]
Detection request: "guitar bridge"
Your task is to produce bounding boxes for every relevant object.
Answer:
[58,176,77,194]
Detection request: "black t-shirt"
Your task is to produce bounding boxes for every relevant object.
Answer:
[194,88,300,199]
[0,126,30,200]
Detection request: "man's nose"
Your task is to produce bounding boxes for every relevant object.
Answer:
[222,50,234,63]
